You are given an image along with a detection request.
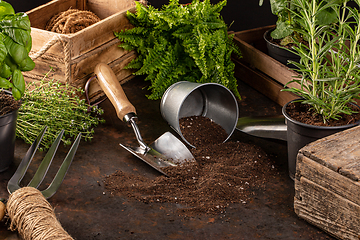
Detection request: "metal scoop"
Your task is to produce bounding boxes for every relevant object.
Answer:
[94,63,195,176]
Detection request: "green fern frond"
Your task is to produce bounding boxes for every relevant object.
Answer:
[114,0,241,100]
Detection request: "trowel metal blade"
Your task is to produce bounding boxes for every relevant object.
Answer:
[236,115,287,141]
[119,143,176,176]
[149,132,195,165]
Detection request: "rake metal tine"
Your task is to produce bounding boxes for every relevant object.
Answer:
[27,129,65,188]
[41,132,81,199]
[7,126,48,194]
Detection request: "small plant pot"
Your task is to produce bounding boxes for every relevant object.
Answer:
[282,100,360,180]
[263,28,300,67]
[0,91,20,172]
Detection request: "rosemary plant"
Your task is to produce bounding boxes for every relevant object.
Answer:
[17,71,105,151]
[284,0,360,123]
[115,0,241,100]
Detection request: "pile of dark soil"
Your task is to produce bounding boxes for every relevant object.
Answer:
[104,116,276,215]
[285,102,360,126]
[0,91,21,116]
[179,116,228,146]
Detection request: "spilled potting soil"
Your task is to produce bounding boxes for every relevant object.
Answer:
[104,116,276,215]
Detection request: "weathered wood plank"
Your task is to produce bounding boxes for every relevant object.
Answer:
[297,154,360,207]
[70,7,135,57]
[70,39,129,79]
[233,58,297,106]
[27,0,85,29]
[87,0,136,18]
[233,25,274,45]
[295,176,360,240]
[233,29,300,90]
[300,125,360,181]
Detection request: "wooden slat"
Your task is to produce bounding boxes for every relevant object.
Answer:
[234,28,300,88]
[87,0,136,19]
[70,7,135,57]
[295,175,360,240]
[70,39,129,78]
[295,126,360,240]
[27,0,85,29]
[299,125,360,181]
[233,58,297,106]
[297,153,360,206]
[233,25,275,45]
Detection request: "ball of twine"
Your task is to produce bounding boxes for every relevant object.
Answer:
[45,9,101,34]
[7,187,73,240]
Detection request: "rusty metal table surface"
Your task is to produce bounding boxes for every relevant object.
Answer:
[0,77,334,240]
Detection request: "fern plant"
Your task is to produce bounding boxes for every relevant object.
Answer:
[115,0,242,100]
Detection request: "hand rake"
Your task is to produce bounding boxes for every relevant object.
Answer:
[0,126,81,239]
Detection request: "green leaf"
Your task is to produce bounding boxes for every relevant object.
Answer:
[0,12,31,46]
[19,56,35,71]
[12,68,25,96]
[4,35,27,64]
[269,0,286,15]
[0,1,15,17]
[0,62,11,78]
[11,86,21,100]
[271,21,293,39]
[0,76,12,89]
[0,40,7,62]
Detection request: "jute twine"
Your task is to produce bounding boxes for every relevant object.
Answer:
[6,187,73,240]
[45,9,101,34]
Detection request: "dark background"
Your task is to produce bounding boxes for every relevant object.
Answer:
[7,0,276,32]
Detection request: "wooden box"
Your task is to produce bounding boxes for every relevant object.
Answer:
[295,126,360,239]
[232,25,298,106]
[25,0,139,102]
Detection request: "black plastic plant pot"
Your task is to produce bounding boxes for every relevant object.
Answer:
[282,100,360,180]
[0,91,19,172]
[263,28,300,67]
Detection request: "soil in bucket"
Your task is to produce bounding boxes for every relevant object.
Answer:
[104,115,277,216]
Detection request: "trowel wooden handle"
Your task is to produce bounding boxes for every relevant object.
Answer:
[94,63,136,121]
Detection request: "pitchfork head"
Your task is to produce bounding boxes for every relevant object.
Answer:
[7,126,81,199]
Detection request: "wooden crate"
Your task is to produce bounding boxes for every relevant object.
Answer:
[25,0,139,102]
[295,126,360,240]
[232,25,298,106]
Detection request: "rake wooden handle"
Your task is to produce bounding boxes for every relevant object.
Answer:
[94,63,136,121]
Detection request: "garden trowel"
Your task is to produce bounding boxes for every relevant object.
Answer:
[94,63,195,176]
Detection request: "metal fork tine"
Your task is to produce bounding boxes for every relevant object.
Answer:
[41,132,81,199]
[27,130,65,188]
[7,127,48,194]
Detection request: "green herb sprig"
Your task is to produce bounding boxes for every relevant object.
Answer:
[115,0,241,100]
[284,0,360,122]
[16,70,105,151]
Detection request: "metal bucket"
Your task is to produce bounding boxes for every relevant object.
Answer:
[160,81,239,148]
